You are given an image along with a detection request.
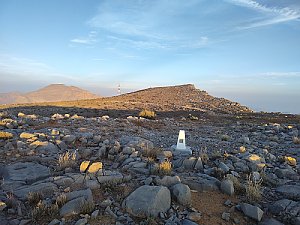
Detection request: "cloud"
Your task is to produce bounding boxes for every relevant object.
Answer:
[227,0,300,28]
[70,31,98,45]
[92,58,105,61]
[83,0,210,51]
[259,71,300,78]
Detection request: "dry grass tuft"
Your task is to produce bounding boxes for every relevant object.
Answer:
[139,109,156,119]
[156,160,172,176]
[27,192,44,206]
[0,131,13,139]
[58,150,77,169]
[31,201,59,223]
[199,146,209,164]
[246,174,262,203]
[293,136,300,144]
[55,193,67,207]
[80,200,95,214]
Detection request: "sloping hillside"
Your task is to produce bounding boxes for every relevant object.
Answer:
[0,84,252,114]
[0,84,100,104]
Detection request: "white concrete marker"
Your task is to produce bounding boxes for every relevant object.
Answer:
[177,130,186,150]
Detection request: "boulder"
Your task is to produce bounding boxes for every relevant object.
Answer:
[258,218,284,225]
[240,203,264,221]
[220,179,234,196]
[155,176,181,187]
[276,185,300,201]
[5,162,50,184]
[97,171,123,184]
[65,189,93,202]
[30,141,58,153]
[181,174,220,192]
[171,183,191,206]
[63,135,76,144]
[122,185,171,218]
[19,132,36,139]
[182,219,198,225]
[14,182,58,200]
[60,197,92,217]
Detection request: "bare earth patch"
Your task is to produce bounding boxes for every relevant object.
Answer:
[191,191,256,225]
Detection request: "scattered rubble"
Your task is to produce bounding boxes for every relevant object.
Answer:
[0,109,299,224]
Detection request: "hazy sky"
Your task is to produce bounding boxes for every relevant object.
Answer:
[0,0,300,113]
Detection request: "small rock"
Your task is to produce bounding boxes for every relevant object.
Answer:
[187,212,202,221]
[222,212,230,221]
[48,219,61,225]
[91,209,99,219]
[224,199,232,206]
[182,219,199,225]
[74,218,87,225]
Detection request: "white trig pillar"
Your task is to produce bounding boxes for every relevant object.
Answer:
[176,130,186,150]
[118,84,121,95]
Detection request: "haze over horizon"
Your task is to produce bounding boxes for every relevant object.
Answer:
[1,0,300,113]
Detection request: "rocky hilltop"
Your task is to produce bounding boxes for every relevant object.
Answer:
[0,84,100,105]
[1,84,253,116]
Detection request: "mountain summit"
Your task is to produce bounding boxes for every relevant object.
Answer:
[0,84,100,104]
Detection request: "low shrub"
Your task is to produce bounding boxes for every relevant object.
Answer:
[139,109,156,119]
[156,160,172,176]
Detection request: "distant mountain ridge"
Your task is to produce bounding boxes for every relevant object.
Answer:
[0,84,100,104]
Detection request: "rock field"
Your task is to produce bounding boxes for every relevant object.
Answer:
[0,109,300,225]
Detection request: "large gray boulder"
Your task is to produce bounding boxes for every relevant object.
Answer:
[268,198,300,224]
[65,189,93,202]
[181,174,220,192]
[14,182,58,200]
[240,203,264,221]
[60,197,89,217]
[60,188,94,217]
[276,185,300,201]
[122,185,171,218]
[30,141,59,153]
[259,218,284,225]
[5,162,50,184]
[171,183,191,206]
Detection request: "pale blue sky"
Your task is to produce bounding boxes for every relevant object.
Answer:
[0,0,300,113]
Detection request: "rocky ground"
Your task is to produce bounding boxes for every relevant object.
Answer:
[0,109,300,225]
